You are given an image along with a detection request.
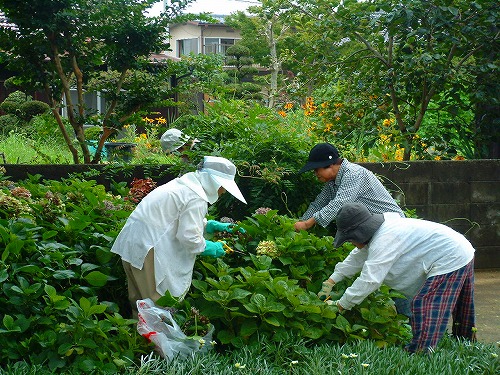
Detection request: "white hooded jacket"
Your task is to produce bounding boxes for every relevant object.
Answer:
[111,170,220,298]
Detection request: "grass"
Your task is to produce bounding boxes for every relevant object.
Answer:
[0,130,177,165]
[1,336,498,375]
[0,132,73,164]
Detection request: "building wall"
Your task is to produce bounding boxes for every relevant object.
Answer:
[166,22,241,58]
[3,159,499,268]
[359,160,500,269]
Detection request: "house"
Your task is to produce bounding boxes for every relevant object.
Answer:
[165,17,241,61]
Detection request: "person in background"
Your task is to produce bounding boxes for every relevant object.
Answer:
[318,202,476,354]
[111,156,246,317]
[161,128,199,162]
[294,142,404,233]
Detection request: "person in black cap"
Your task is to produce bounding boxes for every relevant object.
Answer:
[318,202,476,354]
[294,142,404,232]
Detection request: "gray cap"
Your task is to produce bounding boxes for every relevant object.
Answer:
[160,128,190,153]
[333,203,385,247]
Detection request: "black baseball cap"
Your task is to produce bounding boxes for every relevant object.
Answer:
[298,143,340,173]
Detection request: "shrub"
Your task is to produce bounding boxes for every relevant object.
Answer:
[0,114,21,134]
[0,100,20,116]
[175,99,322,220]
[19,100,50,121]
[0,174,150,372]
[3,90,31,105]
[183,210,411,349]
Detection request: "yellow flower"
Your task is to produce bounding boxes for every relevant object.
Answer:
[383,119,392,127]
[362,363,370,368]
[278,110,287,117]
[156,117,167,124]
[284,102,294,110]
[321,102,328,108]
[434,155,442,160]
[334,103,343,108]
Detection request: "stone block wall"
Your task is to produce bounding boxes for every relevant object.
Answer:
[359,160,500,269]
[3,160,499,268]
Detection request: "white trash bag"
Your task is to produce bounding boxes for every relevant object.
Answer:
[137,298,215,360]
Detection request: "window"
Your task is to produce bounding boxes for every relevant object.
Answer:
[177,39,198,57]
[204,38,236,55]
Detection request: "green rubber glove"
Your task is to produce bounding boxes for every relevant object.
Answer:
[202,240,225,258]
[205,220,233,234]
[317,279,335,301]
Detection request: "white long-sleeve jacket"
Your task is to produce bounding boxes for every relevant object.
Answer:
[111,172,215,298]
[330,213,475,310]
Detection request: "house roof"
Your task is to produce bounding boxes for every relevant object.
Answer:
[149,53,180,63]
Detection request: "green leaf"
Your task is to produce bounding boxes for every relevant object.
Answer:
[2,315,21,332]
[42,230,58,240]
[243,302,259,314]
[334,314,351,333]
[53,270,77,280]
[230,288,252,300]
[240,319,258,336]
[0,268,8,282]
[14,264,41,275]
[89,304,107,315]
[83,190,99,207]
[83,271,109,287]
[263,315,281,327]
[303,326,323,339]
[250,293,266,309]
[81,263,100,273]
[95,247,113,264]
[191,279,208,292]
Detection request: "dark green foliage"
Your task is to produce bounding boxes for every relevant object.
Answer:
[0,114,21,133]
[0,174,151,372]
[192,210,412,349]
[18,100,50,121]
[175,99,320,219]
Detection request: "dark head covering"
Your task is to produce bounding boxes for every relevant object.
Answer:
[298,143,339,173]
[333,203,385,247]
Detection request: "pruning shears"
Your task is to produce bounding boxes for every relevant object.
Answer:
[218,241,246,255]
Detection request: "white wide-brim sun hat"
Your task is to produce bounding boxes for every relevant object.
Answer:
[200,156,247,204]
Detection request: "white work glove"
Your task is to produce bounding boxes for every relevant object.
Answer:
[317,279,335,301]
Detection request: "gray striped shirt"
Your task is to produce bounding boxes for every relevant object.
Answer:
[301,159,404,227]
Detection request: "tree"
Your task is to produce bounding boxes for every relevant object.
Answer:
[226,2,293,108]
[274,0,499,159]
[0,0,194,163]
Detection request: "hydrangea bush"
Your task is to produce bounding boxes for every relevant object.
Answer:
[0,170,411,372]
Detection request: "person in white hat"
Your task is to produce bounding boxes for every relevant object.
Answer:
[318,202,476,353]
[111,156,246,317]
[160,128,200,154]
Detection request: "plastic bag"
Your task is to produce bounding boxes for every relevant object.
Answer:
[137,298,214,361]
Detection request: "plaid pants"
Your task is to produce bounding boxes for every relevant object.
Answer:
[406,259,475,353]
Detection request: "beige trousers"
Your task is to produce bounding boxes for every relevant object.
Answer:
[122,248,162,319]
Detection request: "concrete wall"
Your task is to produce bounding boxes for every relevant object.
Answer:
[359,160,500,269]
[3,160,499,268]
